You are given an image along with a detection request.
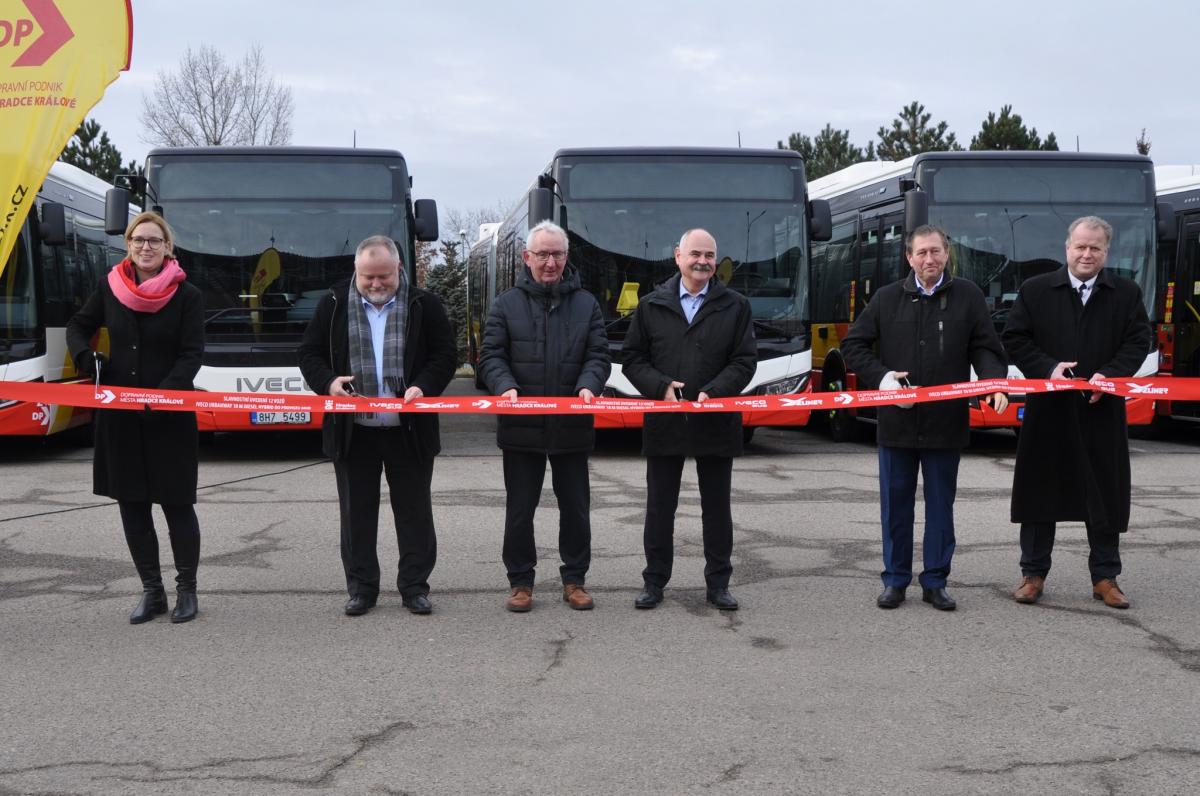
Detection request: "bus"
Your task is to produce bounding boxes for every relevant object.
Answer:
[472,147,832,433]
[466,221,500,388]
[1153,165,1200,423]
[104,146,439,432]
[1,161,134,436]
[806,151,1168,440]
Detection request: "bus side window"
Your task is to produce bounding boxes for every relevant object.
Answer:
[878,218,906,286]
[812,219,857,323]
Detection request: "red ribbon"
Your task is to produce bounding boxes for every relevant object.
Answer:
[1,377,1197,415]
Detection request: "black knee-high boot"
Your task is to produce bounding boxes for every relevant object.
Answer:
[164,504,200,623]
[119,501,167,624]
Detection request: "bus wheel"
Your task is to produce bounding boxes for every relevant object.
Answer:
[742,426,756,444]
[826,379,858,442]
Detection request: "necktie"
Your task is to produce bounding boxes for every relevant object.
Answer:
[1078,283,1088,304]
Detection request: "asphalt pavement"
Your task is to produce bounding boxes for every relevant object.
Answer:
[2,379,1199,794]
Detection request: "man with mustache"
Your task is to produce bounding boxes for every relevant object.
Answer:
[622,228,756,611]
[299,236,456,617]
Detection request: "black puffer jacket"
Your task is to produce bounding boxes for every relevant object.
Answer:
[841,273,1007,449]
[298,279,456,462]
[621,275,756,458]
[478,265,610,454]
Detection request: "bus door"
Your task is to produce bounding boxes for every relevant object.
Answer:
[1173,216,1200,419]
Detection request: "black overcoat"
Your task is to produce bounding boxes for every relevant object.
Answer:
[66,277,204,504]
[297,280,457,462]
[478,265,611,454]
[1001,266,1152,532]
[841,273,1008,449]
[621,275,756,458]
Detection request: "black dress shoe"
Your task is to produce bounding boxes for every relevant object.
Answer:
[876,586,906,609]
[129,589,168,624]
[634,584,663,609]
[922,587,957,611]
[344,594,375,616]
[170,591,198,623]
[706,588,739,611]
[402,593,432,615]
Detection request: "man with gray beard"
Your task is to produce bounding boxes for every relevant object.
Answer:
[300,236,456,617]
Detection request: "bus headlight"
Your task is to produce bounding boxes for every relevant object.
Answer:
[756,374,809,395]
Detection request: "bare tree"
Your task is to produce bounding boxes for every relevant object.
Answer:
[443,203,510,253]
[140,44,294,147]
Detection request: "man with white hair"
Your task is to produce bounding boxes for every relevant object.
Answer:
[622,228,756,611]
[479,220,610,613]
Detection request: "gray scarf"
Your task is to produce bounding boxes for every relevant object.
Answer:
[347,275,408,415]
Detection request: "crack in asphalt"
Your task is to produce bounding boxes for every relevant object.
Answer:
[15,720,423,789]
[535,630,575,685]
[932,744,1200,776]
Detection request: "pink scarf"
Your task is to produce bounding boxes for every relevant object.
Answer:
[108,258,187,312]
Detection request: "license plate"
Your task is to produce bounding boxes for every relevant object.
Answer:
[250,411,311,425]
[1017,406,1024,421]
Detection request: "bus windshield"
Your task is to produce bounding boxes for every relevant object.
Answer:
[558,156,809,337]
[151,155,412,353]
[922,160,1156,315]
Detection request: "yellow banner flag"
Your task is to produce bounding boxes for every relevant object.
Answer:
[0,0,132,278]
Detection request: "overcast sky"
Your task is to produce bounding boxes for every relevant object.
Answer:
[87,0,1199,238]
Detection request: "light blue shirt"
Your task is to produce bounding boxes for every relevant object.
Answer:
[1068,273,1097,305]
[679,282,709,324]
[914,271,945,296]
[358,295,400,427]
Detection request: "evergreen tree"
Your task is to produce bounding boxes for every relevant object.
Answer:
[424,240,467,367]
[876,101,962,160]
[969,105,1059,151]
[59,118,141,183]
[1136,128,1151,156]
[778,124,875,179]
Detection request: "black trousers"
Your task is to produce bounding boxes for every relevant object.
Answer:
[502,450,591,587]
[118,501,200,591]
[333,425,437,600]
[1019,521,1121,584]
[643,455,733,590]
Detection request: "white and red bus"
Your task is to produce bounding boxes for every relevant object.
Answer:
[473,147,833,438]
[104,146,439,432]
[1153,165,1200,424]
[0,162,134,436]
[807,151,1169,440]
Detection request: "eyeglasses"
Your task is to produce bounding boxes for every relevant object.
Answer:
[528,250,567,263]
[130,236,166,250]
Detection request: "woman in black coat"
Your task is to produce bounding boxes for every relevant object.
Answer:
[67,211,205,624]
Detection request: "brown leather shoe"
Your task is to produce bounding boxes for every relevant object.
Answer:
[505,586,533,613]
[563,584,594,610]
[1013,575,1045,604]
[1092,578,1129,609]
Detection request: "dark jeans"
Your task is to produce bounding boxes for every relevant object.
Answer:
[1020,521,1121,584]
[878,445,960,590]
[118,501,200,591]
[502,450,591,587]
[642,455,733,591]
[333,425,437,600]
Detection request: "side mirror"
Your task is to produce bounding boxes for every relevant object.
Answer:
[528,187,553,225]
[1157,201,1178,243]
[413,198,439,241]
[39,202,67,245]
[904,188,929,231]
[105,187,131,235]
[809,199,832,242]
